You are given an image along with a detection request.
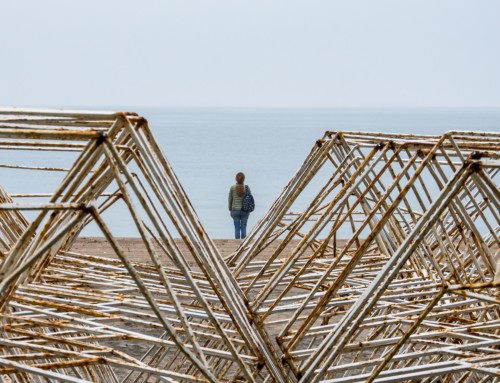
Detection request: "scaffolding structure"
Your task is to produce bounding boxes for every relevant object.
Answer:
[229,131,500,383]
[0,109,288,383]
[0,108,498,383]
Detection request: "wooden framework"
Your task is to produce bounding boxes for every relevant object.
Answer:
[0,108,498,383]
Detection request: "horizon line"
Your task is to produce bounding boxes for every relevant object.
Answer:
[4,104,500,111]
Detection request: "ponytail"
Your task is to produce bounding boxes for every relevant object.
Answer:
[235,172,245,197]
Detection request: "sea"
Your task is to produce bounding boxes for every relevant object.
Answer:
[2,108,499,238]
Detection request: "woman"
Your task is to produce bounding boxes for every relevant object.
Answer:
[228,172,251,239]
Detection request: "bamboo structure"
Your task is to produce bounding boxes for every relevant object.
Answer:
[0,108,498,383]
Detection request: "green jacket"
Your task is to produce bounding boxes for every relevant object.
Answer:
[228,185,251,211]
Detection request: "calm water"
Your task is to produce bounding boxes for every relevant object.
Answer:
[2,108,499,238]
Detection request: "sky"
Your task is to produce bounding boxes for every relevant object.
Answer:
[1,0,499,108]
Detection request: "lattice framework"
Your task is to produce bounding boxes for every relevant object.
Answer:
[0,108,498,383]
[229,131,500,383]
[0,108,288,383]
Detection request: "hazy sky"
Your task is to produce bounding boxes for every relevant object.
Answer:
[1,1,499,108]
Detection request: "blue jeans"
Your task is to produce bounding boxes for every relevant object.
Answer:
[231,210,249,239]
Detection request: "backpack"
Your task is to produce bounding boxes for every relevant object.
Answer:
[241,185,255,212]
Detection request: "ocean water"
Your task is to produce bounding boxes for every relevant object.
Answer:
[2,108,499,238]
[138,107,500,238]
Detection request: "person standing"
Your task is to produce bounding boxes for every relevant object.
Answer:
[228,172,251,239]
